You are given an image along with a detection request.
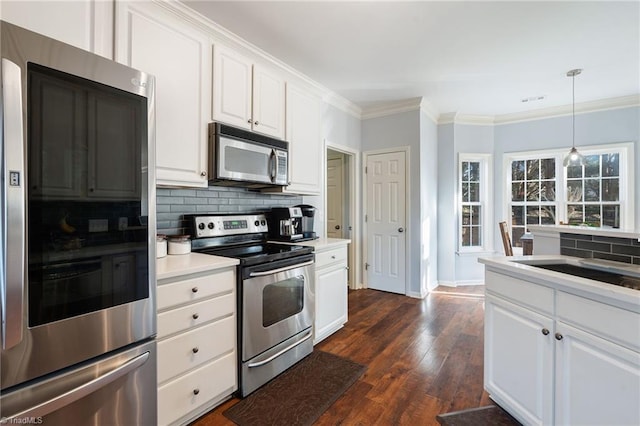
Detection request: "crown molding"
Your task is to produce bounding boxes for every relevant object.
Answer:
[361,97,422,120]
[438,112,456,125]
[322,92,362,118]
[419,98,440,124]
[494,94,640,125]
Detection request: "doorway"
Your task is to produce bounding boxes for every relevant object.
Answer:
[325,144,359,289]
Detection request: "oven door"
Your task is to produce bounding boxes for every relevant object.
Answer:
[241,255,314,361]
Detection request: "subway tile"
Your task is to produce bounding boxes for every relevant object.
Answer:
[593,236,633,245]
[171,204,196,213]
[611,244,640,256]
[197,205,217,212]
[182,197,204,205]
[560,248,593,258]
[593,252,632,264]
[219,205,241,212]
[156,188,172,196]
[633,257,640,265]
[156,204,171,213]
[208,198,229,205]
[157,196,184,205]
[576,241,611,252]
[196,189,218,198]
[560,238,576,248]
[560,233,592,241]
[170,189,196,197]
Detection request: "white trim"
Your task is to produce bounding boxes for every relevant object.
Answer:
[325,141,362,290]
[407,289,428,299]
[420,98,440,124]
[322,92,362,119]
[362,146,411,296]
[433,280,485,288]
[361,98,423,120]
[438,112,457,125]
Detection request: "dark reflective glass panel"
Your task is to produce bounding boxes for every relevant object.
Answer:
[27,63,148,327]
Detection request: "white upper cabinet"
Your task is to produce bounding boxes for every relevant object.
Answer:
[1,0,113,59]
[282,83,322,194]
[115,1,211,187]
[213,45,285,139]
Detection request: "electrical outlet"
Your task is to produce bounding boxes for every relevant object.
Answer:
[118,217,128,230]
[89,219,109,233]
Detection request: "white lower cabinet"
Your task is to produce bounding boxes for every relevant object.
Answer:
[313,245,348,344]
[484,270,640,426]
[156,266,237,426]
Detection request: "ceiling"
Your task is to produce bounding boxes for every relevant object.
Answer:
[182,1,640,117]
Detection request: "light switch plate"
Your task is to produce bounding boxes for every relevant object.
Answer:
[89,219,109,233]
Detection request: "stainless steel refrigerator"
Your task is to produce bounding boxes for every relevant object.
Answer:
[1,21,157,424]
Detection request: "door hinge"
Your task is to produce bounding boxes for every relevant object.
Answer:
[365,263,369,270]
[365,166,368,174]
[365,214,367,222]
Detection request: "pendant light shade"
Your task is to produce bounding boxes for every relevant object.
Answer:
[563,68,584,167]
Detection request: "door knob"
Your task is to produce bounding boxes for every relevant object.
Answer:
[398,227,404,233]
[335,225,341,230]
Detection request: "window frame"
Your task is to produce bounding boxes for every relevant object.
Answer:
[458,153,493,253]
[503,142,635,249]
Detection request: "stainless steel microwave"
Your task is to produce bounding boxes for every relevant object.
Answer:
[209,122,288,188]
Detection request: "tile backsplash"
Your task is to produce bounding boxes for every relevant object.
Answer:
[560,233,640,265]
[156,186,302,235]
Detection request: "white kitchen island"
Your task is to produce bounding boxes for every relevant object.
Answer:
[479,255,640,426]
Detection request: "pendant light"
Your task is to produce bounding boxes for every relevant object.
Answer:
[563,68,584,167]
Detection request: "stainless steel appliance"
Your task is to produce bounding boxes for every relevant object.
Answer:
[188,213,314,397]
[295,204,318,241]
[209,122,289,188]
[1,21,156,424]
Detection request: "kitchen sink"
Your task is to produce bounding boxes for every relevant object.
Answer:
[524,263,640,290]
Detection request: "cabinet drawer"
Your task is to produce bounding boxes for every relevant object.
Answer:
[158,316,235,384]
[157,269,235,310]
[557,291,640,352]
[158,352,236,426]
[315,246,347,269]
[485,270,554,316]
[158,292,234,339]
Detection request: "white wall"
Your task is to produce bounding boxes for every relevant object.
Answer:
[420,110,439,292]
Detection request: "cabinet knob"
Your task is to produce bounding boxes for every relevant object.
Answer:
[193,388,200,395]
[247,119,253,124]
[191,287,198,293]
[398,227,404,233]
[555,333,563,341]
[200,171,207,177]
[192,313,199,320]
[345,266,350,271]
[89,188,95,192]
[541,328,550,335]
[254,120,259,125]
[335,225,341,230]
[192,347,199,354]
[331,255,336,259]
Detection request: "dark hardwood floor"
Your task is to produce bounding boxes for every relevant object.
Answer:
[193,286,491,426]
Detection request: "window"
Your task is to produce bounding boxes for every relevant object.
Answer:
[459,154,492,252]
[506,143,633,248]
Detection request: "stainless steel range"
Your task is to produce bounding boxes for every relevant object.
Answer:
[188,213,314,397]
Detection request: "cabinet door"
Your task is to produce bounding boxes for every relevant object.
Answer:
[252,65,285,139]
[115,1,210,187]
[87,92,141,199]
[28,71,85,199]
[212,45,252,130]
[484,294,554,426]
[555,321,640,426]
[285,84,322,194]
[314,264,348,344]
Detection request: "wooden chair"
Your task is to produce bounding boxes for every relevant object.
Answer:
[499,221,513,256]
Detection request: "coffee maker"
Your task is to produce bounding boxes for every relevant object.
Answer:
[295,204,317,241]
[266,207,304,241]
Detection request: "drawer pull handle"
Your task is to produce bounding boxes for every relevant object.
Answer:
[191,287,198,293]
[192,347,199,354]
[541,328,550,335]
[331,255,336,259]
[192,313,199,320]
[193,388,200,395]
[555,333,563,341]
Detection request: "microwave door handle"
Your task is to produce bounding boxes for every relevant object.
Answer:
[1,59,26,350]
[269,149,277,182]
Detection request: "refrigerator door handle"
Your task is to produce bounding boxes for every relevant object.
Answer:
[5,351,150,421]
[1,58,26,350]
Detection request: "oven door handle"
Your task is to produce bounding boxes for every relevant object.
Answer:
[248,260,314,278]
[247,330,313,368]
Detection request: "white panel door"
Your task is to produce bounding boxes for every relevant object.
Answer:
[327,157,344,239]
[212,45,252,130]
[366,151,406,294]
[555,321,640,426]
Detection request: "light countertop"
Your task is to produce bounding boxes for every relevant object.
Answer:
[157,252,238,281]
[528,225,640,240]
[479,255,640,312]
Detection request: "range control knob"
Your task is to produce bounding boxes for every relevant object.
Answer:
[261,220,266,226]
[254,220,260,227]
[198,223,205,230]
[208,222,215,229]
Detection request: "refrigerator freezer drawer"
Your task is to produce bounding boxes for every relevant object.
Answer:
[0,340,157,425]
